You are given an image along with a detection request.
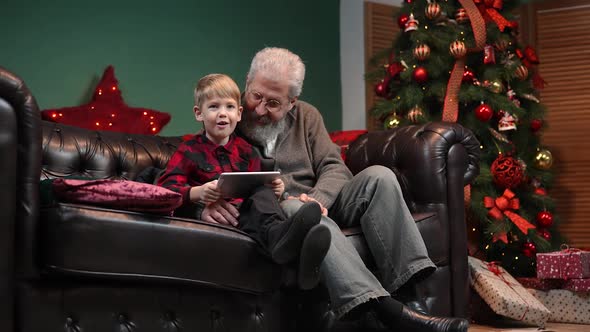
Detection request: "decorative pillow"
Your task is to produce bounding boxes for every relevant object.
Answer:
[51,178,182,214]
[329,130,368,161]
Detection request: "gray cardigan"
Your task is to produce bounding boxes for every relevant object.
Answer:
[261,100,353,208]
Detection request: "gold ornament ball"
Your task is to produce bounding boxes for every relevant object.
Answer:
[384,113,402,129]
[488,79,504,94]
[534,148,554,170]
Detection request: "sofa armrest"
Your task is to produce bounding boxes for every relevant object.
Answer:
[0,67,43,280]
[345,122,480,317]
[346,122,480,210]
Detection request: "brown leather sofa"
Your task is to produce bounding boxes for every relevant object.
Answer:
[0,67,480,332]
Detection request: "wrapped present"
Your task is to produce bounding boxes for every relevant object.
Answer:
[516,277,563,291]
[564,278,590,292]
[469,256,550,327]
[528,289,590,324]
[537,248,590,279]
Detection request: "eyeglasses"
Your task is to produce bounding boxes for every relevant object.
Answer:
[246,90,284,113]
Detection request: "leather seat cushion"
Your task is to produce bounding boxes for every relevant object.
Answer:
[40,203,281,294]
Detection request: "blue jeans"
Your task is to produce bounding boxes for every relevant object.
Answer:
[281,166,435,319]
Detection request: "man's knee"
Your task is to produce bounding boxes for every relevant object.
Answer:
[280,199,305,218]
[357,165,400,187]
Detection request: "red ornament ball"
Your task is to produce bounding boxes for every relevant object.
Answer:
[375,80,388,97]
[462,68,475,83]
[539,229,552,241]
[413,67,428,84]
[534,187,547,196]
[536,211,554,228]
[522,241,537,257]
[474,103,493,122]
[491,155,524,189]
[398,14,410,29]
[413,44,431,61]
[455,8,469,24]
[530,119,543,132]
[450,40,467,59]
[515,65,529,80]
[425,3,442,20]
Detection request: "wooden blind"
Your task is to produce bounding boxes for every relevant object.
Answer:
[364,2,400,131]
[533,0,590,247]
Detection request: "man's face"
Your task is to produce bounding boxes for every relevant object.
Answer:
[243,75,294,125]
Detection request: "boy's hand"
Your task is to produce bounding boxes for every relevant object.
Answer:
[199,180,221,203]
[269,178,284,198]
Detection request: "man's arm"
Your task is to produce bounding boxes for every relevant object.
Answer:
[303,104,353,209]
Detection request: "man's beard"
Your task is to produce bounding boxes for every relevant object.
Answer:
[239,110,287,148]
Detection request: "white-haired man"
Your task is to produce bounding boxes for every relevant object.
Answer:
[201,47,469,332]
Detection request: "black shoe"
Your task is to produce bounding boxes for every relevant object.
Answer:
[298,224,331,289]
[269,202,322,264]
[403,299,429,316]
[397,306,469,332]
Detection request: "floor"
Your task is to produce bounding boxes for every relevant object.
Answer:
[470,323,590,331]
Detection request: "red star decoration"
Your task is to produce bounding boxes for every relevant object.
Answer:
[41,65,171,135]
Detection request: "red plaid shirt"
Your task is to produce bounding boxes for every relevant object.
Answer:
[157,133,261,204]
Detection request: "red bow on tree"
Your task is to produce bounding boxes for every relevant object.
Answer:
[474,0,516,32]
[516,46,546,89]
[484,189,536,237]
[516,46,540,68]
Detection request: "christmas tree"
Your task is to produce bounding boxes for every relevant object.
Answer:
[367,0,563,276]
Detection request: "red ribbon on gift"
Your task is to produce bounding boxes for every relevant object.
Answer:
[473,0,516,32]
[478,260,531,322]
[484,189,536,235]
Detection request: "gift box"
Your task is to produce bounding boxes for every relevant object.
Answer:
[536,248,590,279]
[564,278,590,292]
[528,289,590,324]
[469,256,550,327]
[516,277,563,291]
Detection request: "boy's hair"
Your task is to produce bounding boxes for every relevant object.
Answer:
[194,74,241,108]
[246,47,305,99]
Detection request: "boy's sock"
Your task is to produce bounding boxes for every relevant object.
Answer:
[297,224,331,289]
[267,202,322,264]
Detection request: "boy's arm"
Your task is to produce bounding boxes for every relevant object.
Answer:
[157,145,194,204]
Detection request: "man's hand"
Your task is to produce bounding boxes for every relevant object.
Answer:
[269,178,285,198]
[201,200,240,226]
[287,193,328,216]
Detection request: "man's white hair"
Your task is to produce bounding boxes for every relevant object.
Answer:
[247,47,306,98]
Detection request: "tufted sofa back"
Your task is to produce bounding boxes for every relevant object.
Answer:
[41,122,183,181]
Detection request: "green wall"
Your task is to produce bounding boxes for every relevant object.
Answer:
[1,0,341,135]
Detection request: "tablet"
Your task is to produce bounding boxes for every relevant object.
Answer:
[217,171,281,198]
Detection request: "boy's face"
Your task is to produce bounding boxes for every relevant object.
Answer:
[195,96,242,145]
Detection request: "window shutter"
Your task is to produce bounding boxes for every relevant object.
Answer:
[534,0,590,247]
[364,2,400,131]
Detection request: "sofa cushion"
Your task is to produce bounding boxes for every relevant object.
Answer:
[49,178,183,214]
[40,203,281,294]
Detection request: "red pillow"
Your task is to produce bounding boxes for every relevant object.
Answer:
[52,178,182,214]
[329,130,368,161]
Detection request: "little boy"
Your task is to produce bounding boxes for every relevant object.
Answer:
[158,74,330,289]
